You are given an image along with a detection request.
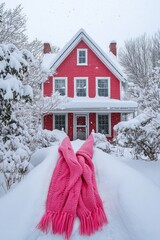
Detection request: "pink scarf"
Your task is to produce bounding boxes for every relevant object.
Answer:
[37,134,108,239]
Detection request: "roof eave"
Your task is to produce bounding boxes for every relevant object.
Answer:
[49,107,137,113]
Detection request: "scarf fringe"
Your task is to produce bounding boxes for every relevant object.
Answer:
[37,211,53,233]
[37,211,74,240]
[80,207,108,236]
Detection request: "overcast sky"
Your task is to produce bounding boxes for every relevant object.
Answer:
[4,0,160,52]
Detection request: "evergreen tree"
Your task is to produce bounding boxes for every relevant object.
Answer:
[0,43,34,187]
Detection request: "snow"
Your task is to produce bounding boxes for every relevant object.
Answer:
[114,113,150,131]
[0,43,34,99]
[0,76,23,99]
[42,53,56,73]
[108,51,127,80]
[23,85,33,98]
[120,152,160,187]
[56,97,137,111]
[0,172,7,196]
[0,140,160,240]
[0,76,33,100]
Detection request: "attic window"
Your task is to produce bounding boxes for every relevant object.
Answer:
[77,49,88,65]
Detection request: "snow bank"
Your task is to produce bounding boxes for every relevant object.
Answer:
[0,141,160,240]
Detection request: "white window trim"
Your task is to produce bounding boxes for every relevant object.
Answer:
[77,49,88,66]
[96,77,110,98]
[53,77,68,96]
[74,77,88,97]
[54,113,68,133]
[96,113,111,137]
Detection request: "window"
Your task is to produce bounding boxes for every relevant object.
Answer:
[97,78,110,97]
[98,114,109,135]
[121,113,128,121]
[75,78,87,97]
[77,49,88,65]
[55,115,66,131]
[54,78,66,96]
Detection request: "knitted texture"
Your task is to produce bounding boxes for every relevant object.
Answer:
[37,134,108,239]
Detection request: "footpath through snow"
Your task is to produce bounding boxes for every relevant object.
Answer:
[0,140,160,240]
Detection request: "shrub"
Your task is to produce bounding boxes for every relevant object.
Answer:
[114,113,160,160]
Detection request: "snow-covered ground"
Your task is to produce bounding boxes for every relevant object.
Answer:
[0,140,160,240]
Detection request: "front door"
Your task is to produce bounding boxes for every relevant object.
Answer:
[75,114,88,140]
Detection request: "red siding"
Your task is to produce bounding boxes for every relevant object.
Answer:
[108,113,121,141]
[43,40,122,139]
[89,113,96,134]
[43,76,53,96]
[68,113,73,140]
[53,40,120,99]
[43,114,53,130]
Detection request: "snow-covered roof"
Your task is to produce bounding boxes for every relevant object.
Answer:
[53,97,137,113]
[107,51,127,80]
[43,29,126,83]
[41,53,56,74]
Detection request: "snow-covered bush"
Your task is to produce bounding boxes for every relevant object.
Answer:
[92,133,111,153]
[0,135,31,188]
[114,113,160,160]
[28,129,58,152]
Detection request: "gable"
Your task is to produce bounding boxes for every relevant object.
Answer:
[55,40,120,99]
[50,29,126,83]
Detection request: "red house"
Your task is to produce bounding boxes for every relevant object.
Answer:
[42,29,137,140]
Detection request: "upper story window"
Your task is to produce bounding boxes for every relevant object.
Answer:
[96,77,110,97]
[75,78,88,97]
[54,78,67,96]
[77,49,88,65]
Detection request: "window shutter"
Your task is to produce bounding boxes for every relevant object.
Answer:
[43,114,53,130]
[43,76,53,96]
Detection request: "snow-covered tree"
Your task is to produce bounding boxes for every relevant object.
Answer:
[119,31,160,99]
[0,3,28,49]
[138,63,160,113]
[114,63,160,161]
[0,2,60,139]
[0,43,34,188]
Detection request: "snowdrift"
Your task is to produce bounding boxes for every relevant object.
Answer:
[0,140,160,240]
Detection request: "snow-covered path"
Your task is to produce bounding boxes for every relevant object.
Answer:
[0,140,160,240]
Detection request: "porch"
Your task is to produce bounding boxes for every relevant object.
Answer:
[43,98,137,140]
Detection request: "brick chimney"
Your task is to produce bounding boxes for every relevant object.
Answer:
[43,43,52,54]
[109,41,117,56]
